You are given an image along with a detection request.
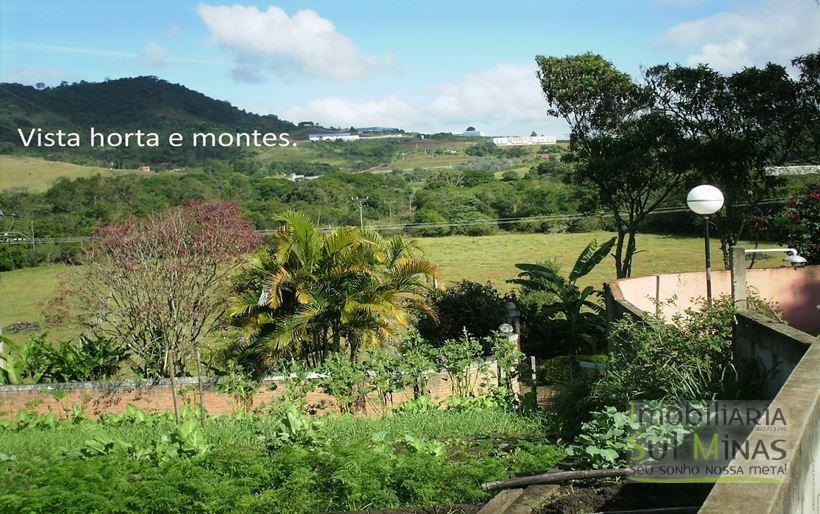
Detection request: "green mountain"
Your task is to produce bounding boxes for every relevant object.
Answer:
[0,76,297,167]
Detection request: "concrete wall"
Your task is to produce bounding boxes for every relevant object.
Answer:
[700,343,820,514]
[0,364,497,419]
[734,311,815,399]
[606,273,819,513]
[613,265,820,335]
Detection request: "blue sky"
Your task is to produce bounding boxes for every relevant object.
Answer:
[2,0,818,136]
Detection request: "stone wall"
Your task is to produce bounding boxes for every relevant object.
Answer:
[0,364,498,419]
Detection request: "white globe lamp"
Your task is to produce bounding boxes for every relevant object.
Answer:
[686,185,724,215]
[687,185,724,302]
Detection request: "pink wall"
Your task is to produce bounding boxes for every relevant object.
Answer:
[612,265,820,335]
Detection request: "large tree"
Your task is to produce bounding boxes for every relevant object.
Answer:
[643,53,819,268]
[536,53,691,277]
[227,211,438,370]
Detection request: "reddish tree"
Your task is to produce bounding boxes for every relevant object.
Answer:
[55,201,261,419]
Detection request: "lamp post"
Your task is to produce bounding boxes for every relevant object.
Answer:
[687,185,724,303]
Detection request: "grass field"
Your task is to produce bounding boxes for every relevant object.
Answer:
[0,155,135,192]
[1,231,768,343]
[417,231,759,291]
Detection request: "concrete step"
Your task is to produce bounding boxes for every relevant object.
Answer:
[480,484,560,514]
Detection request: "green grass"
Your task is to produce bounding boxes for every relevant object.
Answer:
[0,263,73,338]
[0,155,137,192]
[0,407,561,513]
[415,231,766,292]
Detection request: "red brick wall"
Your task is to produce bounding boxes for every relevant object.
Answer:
[0,365,498,419]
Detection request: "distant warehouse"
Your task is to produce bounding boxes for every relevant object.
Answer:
[493,135,557,146]
[308,132,360,142]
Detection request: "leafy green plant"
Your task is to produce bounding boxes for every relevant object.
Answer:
[592,296,740,408]
[509,237,616,371]
[362,347,403,412]
[395,331,436,399]
[319,353,373,414]
[566,406,639,469]
[0,334,126,385]
[434,330,486,397]
[217,360,259,413]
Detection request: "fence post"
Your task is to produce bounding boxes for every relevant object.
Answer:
[530,355,537,399]
[731,246,747,312]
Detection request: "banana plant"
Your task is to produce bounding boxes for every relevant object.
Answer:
[509,237,616,378]
[0,336,44,385]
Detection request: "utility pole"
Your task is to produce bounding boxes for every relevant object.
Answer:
[351,196,368,228]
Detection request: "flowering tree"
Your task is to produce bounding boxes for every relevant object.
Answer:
[52,201,260,418]
[775,189,819,264]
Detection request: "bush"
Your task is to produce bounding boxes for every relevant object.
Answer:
[540,354,608,386]
[411,208,451,237]
[0,334,127,384]
[415,280,508,349]
[590,297,737,409]
[566,406,638,469]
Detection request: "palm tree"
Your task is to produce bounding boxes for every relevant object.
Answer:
[227,212,438,368]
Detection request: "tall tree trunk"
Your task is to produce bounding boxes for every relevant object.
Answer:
[614,226,627,279]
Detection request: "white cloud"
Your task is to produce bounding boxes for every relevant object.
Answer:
[277,63,567,136]
[426,64,546,126]
[281,96,416,129]
[196,3,393,81]
[139,42,170,67]
[167,24,181,39]
[0,66,71,85]
[660,0,820,72]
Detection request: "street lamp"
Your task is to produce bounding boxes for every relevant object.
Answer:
[687,185,724,302]
[745,248,808,267]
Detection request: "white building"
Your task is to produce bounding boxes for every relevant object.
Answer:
[461,127,485,137]
[492,135,557,146]
[308,132,360,142]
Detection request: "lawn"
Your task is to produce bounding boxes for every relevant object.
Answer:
[0,155,136,192]
[0,407,561,513]
[0,263,72,338]
[416,231,759,291]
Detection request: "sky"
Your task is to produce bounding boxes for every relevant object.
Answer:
[1,0,819,137]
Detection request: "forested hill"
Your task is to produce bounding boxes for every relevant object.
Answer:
[0,76,297,166]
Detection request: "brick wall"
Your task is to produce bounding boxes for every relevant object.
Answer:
[0,364,498,419]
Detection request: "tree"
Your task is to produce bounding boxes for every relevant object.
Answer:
[227,211,437,368]
[643,53,819,268]
[52,200,260,419]
[509,237,616,378]
[536,53,690,277]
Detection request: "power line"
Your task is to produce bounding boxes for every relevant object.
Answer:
[1,198,789,246]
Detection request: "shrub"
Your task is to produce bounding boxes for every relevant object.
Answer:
[395,332,436,399]
[773,187,819,263]
[416,280,508,349]
[591,297,737,409]
[0,334,127,384]
[411,209,451,237]
[216,360,259,413]
[434,331,487,397]
[318,354,372,414]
